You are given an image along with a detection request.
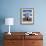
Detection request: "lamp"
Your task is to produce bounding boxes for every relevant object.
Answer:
[5,18,14,35]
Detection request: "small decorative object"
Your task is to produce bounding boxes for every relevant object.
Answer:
[20,8,34,24]
[25,32,32,35]
[25,32,38,35]
[5,18,14,35]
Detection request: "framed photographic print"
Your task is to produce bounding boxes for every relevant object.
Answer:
[20,8,34,24]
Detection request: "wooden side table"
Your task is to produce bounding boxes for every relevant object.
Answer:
[4,32,43,46]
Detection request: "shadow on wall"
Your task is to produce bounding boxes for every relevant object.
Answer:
[0,16,5,46]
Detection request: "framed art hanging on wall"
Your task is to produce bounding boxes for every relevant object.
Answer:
[20,8,34,24]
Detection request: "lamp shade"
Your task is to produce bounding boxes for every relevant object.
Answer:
[5,18,14,25]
